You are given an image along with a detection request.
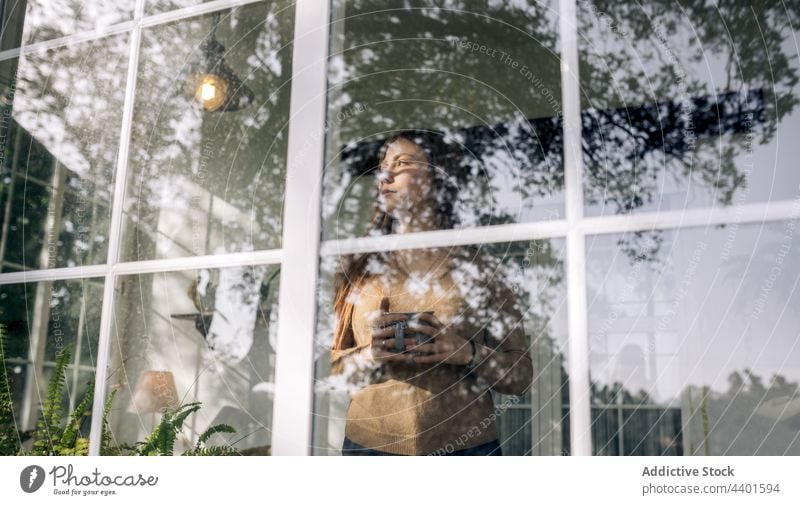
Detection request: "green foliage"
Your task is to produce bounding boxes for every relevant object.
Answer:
[0,331,95,456]
[137,402,200,455]
[0,324,22,455]
[184,445,240,456]
[100,388,121,456]
[183,423,238,456]
[1,324,239,456]
[60,378,94,453]
[30,346,68,454]
[25,346,93,456]
[126,402,239,456]
[197,423,235,447]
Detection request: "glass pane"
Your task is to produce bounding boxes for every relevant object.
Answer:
[0,36,129,270]
[121,2,294,262]
[106,265,281,455]
[313,240,568,455]
[43,279,103,366]
[587,222,800,455]
[321,0,563,241]
[0,1,134,50]
[578,1,800,216]
[0,278,102,454]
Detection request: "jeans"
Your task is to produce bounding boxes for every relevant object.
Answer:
[342,436,502,456]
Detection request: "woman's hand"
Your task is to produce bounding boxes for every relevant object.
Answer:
[405,312,474,365]
[362,310,419,364]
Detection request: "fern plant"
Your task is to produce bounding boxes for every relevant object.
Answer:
[0,323,22,455]
[0,326,94,455]
[30,345,71,454]
[183,423,238,456]
[125,401,240,456]
[99,388,121,455]
[24,345,94,455]
[58,377,94,456]
[1,321,240,456]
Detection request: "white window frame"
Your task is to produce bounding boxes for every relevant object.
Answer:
[0,0,796,456]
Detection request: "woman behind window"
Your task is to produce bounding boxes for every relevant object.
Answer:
[330,129,533,456]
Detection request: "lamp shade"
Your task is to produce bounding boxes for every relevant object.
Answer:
[132,370,179,414]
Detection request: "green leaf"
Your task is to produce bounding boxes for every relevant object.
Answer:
[184,445,240,456]
[0,324,21,455]
[196,423,235,449]
[60,378,94,453]
[32,346,71,455]
[100,388,119,455]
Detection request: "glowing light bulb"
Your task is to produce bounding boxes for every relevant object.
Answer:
[200,81,216,101]
[193,74,228,112]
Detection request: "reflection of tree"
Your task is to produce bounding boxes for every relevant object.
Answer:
[589,368,800,455]
[592,380,652,406]
[700,369,800,455]
[325,0,562,233]
[326,1,798,263]
[579,0,799,262]
[583,90,765,213]
[0,35,128,269]
[338,86,765,241]
[9,2,134,47]
[123,1,293,260]
[331,0,561,130]
[579,1,799,125]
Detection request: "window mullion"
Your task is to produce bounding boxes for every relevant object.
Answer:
[270,0,332,455]
[559,0,593,457]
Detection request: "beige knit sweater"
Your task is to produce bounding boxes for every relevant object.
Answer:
[330,251,533,455]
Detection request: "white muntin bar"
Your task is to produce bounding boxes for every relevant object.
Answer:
[0,197,796,285]
[559,0,593,457]
[320,219,570,256]
[0,21,135,62]
[139,0,265,29]
[110,249,283,276]
[0,264,108,285]
[578,199,800,236]
[270,0,331,456]
[1,195,796,285]
[87,0,146,457]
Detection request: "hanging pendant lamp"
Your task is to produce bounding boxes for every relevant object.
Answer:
[184,11,254,112]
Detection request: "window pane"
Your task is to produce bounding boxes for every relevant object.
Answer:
[106,265,280,455]
[120,2,294,261]
[587,222,800,455]
[0,1,134,50]
[0,278,102,455]
[0,36,129,270]
[313,240,568,455]
[578,2,800,216]
[321,0,562,241]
